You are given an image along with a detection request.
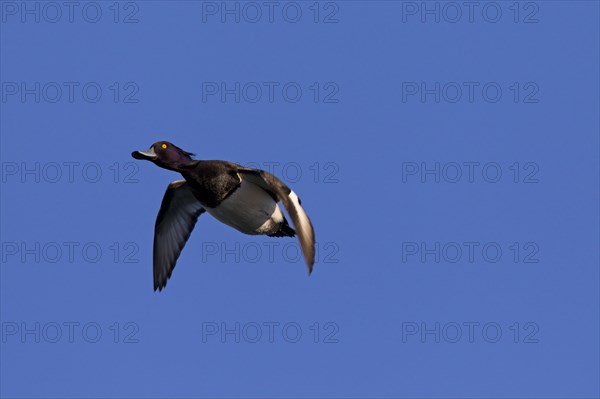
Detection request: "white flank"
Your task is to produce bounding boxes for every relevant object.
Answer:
[205,180,283,235]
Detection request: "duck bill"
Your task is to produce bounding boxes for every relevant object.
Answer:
[131,147,157,161]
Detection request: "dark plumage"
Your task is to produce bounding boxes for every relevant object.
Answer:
[132,141,316,291]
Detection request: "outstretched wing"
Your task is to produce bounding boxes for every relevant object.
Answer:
[153,180,205,291]
[237,168,315,274]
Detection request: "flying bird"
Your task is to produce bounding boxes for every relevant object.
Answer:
[131,141,315,291]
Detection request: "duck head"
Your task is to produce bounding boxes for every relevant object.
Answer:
[132,141,195,171]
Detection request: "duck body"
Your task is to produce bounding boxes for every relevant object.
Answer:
[180,160,292,237]
[132,141,315,291]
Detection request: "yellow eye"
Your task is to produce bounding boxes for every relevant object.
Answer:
[161,144,167,149]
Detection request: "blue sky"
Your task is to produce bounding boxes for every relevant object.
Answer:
[1,1,599,398]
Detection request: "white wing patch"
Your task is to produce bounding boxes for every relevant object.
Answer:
[289,191,311,234]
